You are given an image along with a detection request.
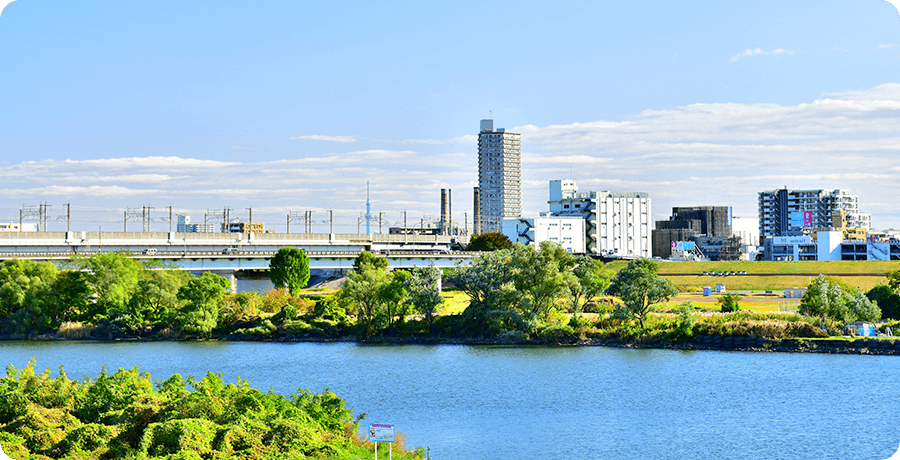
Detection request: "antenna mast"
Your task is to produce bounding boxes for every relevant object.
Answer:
[366,182,372,235]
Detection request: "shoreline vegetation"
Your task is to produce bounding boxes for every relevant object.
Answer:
[1,246,900,356]
[0,360,424,460]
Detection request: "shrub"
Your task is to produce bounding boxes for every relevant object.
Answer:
[139,418,218,457]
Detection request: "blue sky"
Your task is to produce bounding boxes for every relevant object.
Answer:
[1,0,900,232]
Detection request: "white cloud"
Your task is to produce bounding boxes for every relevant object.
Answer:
[876,43,900,49]
[730,47,797,63]
[0,0,16,19]
[290,134,357,143]
[4,84,900,231]
[885,0,900,18]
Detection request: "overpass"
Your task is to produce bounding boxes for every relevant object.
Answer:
[0,231,474,291]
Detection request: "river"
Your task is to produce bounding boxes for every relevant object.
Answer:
[1,341,898,460]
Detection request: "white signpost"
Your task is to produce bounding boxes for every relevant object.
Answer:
[368,423,395,460]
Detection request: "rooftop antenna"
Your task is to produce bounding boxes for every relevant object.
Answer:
[366,181,372,235]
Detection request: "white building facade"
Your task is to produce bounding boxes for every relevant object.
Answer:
[478,119,521,234]
[548,179,651,258]
[502,215,586,253]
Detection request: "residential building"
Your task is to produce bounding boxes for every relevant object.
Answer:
[176,215,217,233]
[502,214,586,253]
[478,119,521,234]
[758,187,871,240]
[548,179,651,257]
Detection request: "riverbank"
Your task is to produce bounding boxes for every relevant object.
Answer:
[7,332,899,356]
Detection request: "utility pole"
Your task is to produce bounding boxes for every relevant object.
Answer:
[378,212,384,234]
[247,207,253,232]
[168,206,173,233]
[403,211,408,244]
[328,210,333,234]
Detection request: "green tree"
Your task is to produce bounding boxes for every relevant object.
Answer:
[353,251,388,271]
[130,269,191,327]
[65,252,143,321]
[340,260,391,335]
[448,249,522,337]
[269,247,311,296]
[0,259,59,334]
[509,242,576,322]
[605,258,678,329]
[886,268,900,291]
[51,270,92,323]
[569,255,611,316]
[717,293,742,313]
[381,270,411,334]
[405,265,443,335]
[847,292,881,323]
[466,232,513,251]
[176,272,230,336]
[800,275,850,321]
[867,284,900,319]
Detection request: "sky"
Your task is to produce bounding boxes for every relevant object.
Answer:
[1,0,900,233]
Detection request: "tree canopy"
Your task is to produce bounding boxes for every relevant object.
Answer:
[466,232,513,252]
[605,258,678,329]
[269,247,311,296]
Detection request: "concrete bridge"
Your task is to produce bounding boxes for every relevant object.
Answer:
[0,231,474,292]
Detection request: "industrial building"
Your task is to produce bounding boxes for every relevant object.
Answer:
[176,215,217,233]
[547,179,651,258]
[502,215,586,254]
[652,206,741,260]
[477,119,521,234]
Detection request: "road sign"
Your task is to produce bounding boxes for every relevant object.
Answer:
[368,424,395,443]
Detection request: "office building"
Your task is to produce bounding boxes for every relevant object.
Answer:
[478,119,521,234]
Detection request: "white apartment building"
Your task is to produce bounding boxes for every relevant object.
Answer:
[548,179,651,258]
[478,119,521,234]
[502,215,586,253]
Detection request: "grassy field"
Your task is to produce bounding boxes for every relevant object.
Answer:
[662,274,884,292]
[663,292,799,313]
[652,260,898,275]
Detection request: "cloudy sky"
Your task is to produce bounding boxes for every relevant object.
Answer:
[1,0,900,233]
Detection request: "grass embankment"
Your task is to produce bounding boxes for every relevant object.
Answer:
[0,361,422,460]
[652,260,895,292]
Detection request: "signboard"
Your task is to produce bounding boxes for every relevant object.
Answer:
[368,424,395,443]
[670,241,695,251]
[790,211,813,228]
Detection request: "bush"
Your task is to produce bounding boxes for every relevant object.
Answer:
[717,293,742,313]
[140,418,218,457]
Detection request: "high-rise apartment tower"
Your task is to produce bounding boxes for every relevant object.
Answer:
[477,119,521,234]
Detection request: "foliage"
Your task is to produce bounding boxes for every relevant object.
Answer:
[509,242,576,322]
[0,259,60,335]
[569,255,611,315]
[176,272,230,336]
[867,284,900,319]
[465,232,513,251]
[672,301,697,341]
[0,361,422,460]
[269,247,311,296]
[448,249,520,337]
[717,293,742,313]
[65,252,143,321]
[800,274,881,323]
[353,251,388,271]
[405,265,444,335]
[605,258,678,329]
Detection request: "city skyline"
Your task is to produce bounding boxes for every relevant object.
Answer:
[2,1,900,230]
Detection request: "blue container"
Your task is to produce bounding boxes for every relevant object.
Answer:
[703,287,711,297]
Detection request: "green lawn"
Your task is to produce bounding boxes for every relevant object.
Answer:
[653,260,898,275]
